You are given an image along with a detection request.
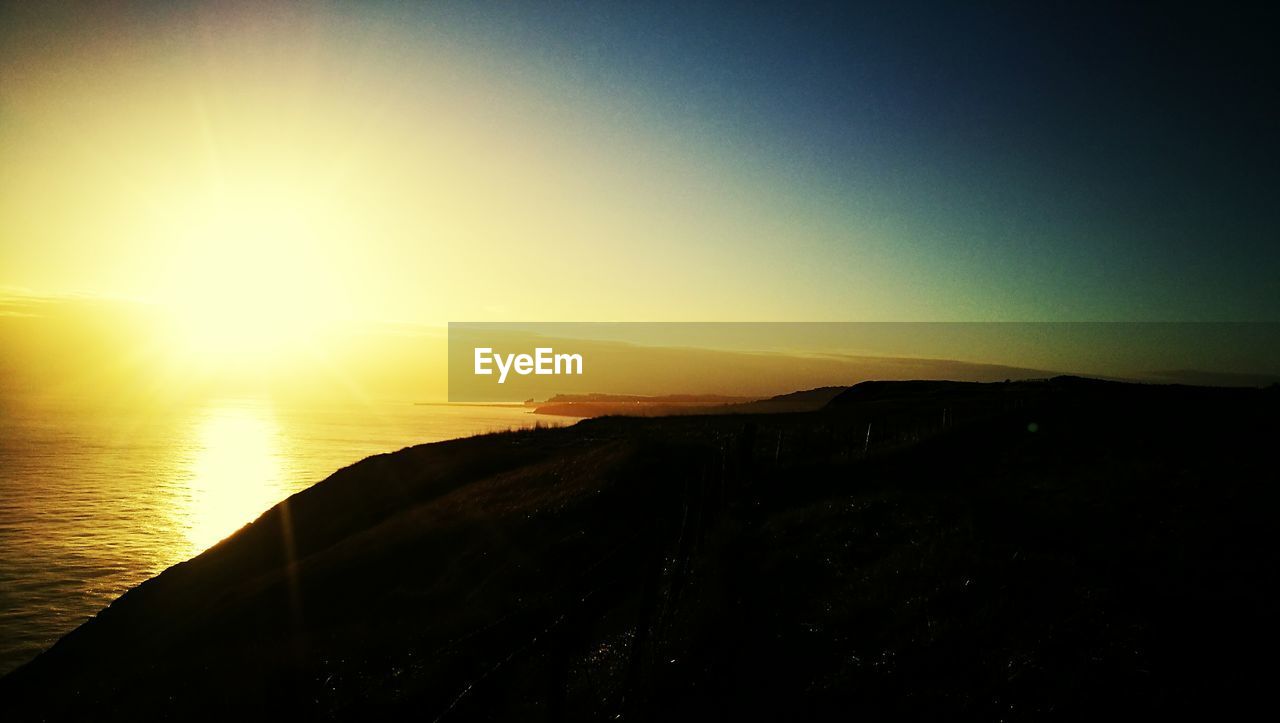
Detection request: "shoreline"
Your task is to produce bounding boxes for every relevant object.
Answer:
[4,378,1276,718]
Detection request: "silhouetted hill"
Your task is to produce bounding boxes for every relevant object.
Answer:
[541,393,756,404]
[2,379,1277,720]
[713,385,847,414]
[531,393,757,417]
[533,387,843,417]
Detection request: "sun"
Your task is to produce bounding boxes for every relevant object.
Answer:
[158,194,348,369]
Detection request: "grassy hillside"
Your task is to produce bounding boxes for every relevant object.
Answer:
[2,378,1276,720]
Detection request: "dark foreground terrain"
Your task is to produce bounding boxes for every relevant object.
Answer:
[2,378,1276,720]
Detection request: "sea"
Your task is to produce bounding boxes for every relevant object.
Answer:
[0,396,570,674]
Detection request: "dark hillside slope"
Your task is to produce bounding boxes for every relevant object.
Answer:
[2,379,1276,720]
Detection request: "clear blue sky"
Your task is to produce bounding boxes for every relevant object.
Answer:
[400,0,1279,320]
[2,0,1276,323]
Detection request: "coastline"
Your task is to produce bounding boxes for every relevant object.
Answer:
[3,378,1276,719]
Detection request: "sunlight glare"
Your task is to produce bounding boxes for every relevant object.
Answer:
[182,402,289,555]
[159,192,348,369]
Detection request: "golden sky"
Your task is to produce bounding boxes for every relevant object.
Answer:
[1,1,938,337]
[2,3,1277,403]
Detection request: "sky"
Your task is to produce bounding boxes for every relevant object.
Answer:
[1,1,1277,399]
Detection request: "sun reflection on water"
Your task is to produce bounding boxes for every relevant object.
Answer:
[181,401,288,556]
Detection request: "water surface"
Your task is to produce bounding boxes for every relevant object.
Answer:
[0,397,566,674]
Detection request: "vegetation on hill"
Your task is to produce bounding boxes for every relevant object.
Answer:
[2,378,1275,720]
